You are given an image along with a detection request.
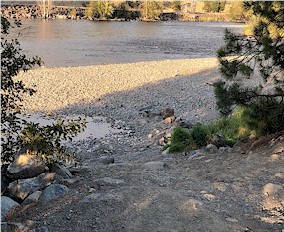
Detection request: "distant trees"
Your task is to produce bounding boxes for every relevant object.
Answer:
[203,1,226,13]
[171,1,181,12]
[225,1,246,21]
[214,2,284,135]
[38,0,53,18]
[141,1,163,21]
[86,1,114,20]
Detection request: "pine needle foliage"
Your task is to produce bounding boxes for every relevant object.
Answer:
[214,2,284,135]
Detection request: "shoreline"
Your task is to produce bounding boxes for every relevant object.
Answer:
[16,58,221,136]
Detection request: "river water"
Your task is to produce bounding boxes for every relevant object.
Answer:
[14,19,243,67]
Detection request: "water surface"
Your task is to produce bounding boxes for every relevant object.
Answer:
[14,20,244,67]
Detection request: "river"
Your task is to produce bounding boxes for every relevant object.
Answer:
[13,19,244,67]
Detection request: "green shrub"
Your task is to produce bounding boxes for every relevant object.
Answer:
[191,124,209,147]
[168,108,253,153]
[169,127,195,153]
[241,101,284,136]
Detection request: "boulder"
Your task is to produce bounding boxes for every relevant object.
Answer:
[7,151,46,180]
[1,222,27,232]
[39,184,69,204]
[1,196,20,220]
[1,174,10,194]
[7,173,56,201]
[21,191,42,206]
[49,163,72,179]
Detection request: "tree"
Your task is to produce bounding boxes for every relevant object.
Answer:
[203,1,226,13]
[141,1,163,21]
[1,17,86,166]
[171,1,181,12]
[86,1,114,20]
[214,2,284,135]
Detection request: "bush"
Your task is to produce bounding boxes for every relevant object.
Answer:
[168,108,253,153]
[191,124,209,147]
[168,127,194,153]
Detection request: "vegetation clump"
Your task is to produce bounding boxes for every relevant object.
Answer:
[214,1,284,136]
[168,108,251,153]
[169,2,283,154]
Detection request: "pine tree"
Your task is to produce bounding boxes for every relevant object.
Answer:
[214,2,284,135]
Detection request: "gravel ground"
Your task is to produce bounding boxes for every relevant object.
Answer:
[17,58,221,135]
[10,58,284,232]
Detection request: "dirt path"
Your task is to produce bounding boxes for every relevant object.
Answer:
[11,128,284,232]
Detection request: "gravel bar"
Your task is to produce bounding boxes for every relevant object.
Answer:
[16,58,221,127]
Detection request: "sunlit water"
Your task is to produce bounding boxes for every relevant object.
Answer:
[12,19,244,67]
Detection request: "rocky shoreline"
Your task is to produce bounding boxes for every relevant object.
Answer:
[2,58,284,231]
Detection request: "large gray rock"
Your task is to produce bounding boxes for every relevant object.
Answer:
[1,174,10,194]
[7,173,55,201]
[7,152,46,180]
[21,191,42,206]
[49,163,72,179]
[1,196,20,220]
[39,184,69,204]
[1,222,27,232]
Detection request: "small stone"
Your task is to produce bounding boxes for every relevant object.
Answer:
[162,147,170,156]
[273,146,284,154]
[263,183,283,196]
[1,196,20,220]
[275,173,284,178]
[39,184,69,204]
[100,156,114,165]
[143,161,168,171]
[164,116,176,123]
[202,193,216,201]
[147,134,153,139]
[205,144,218,153]
[225,217,238,223]
[159,137,165,145]
[270,154,280,161]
